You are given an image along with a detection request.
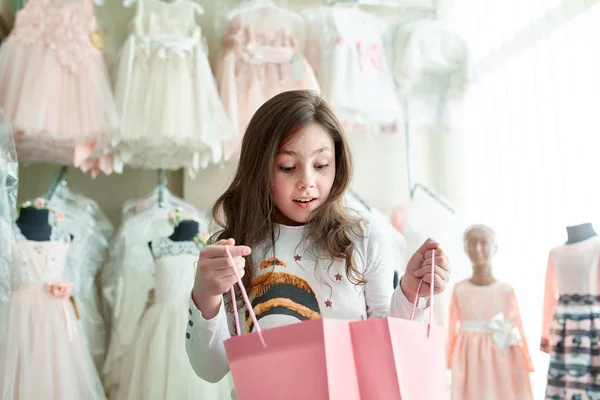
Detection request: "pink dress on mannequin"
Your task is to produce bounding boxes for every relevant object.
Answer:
[447,279,534,400]
[0,0,119,177]
[215,8,320,158]
[0,239,106,399]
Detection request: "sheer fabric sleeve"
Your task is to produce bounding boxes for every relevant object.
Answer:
[446,287,459,369]
[541,254,558,353]
[509,288,534,372]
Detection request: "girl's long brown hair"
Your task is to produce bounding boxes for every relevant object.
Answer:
[211,90,365,308]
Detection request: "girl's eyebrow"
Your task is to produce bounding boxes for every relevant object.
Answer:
[278,147,330,156]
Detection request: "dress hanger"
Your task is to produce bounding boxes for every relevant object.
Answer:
[227,0,301,23]
[123,0,204,14]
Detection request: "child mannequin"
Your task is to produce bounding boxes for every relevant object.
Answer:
[185,90,452,384]
[447,225,533,400]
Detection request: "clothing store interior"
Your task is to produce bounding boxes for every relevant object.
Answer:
[0,0,598,399]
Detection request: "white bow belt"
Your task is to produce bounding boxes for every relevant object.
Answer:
[461,313,518,352]
[135,34,202,59]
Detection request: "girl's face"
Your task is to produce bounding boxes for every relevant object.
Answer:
[272,123,336,225]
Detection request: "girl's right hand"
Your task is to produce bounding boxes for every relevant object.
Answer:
[191,238,251,319]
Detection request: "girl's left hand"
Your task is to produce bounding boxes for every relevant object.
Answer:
[400,238,451,301]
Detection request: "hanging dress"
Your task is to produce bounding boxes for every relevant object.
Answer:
[0,0,120,177]
[304,7,401,135]
[0,237,106,399]
[215,7,320,158]
[113,0,232,176]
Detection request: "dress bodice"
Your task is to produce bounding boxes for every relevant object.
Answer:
[11,240,70,286]
[452,280,513,322]
[151,237,199,303]
[132,0,201,40]
[548,236,600,296]
[11,0,98,72]
[223,15,298,65]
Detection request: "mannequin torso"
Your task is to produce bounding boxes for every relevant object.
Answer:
[16,207,51,241]
[566,223,597,244]
[169,220,199,242]
[148,220,199,253]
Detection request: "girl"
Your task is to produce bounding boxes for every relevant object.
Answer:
[185,90,451,383]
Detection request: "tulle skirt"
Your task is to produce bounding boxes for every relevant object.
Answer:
[114,35,232,175]
[0,37,120,176]
[114,300,234,400]
[0,286,106,400]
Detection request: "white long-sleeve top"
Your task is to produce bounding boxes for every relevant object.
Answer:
[185,217,429,383]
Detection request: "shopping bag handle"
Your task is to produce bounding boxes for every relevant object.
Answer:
[225,246,267,347]
[409,249,435,337]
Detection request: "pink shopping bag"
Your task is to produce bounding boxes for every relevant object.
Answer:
[222,248,360,400]
[350,249,447,399]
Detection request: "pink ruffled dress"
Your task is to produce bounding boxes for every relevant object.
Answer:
[215,8,320,158]
[0,0,120,177]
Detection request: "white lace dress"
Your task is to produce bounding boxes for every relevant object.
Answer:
[101,204,205,396]
[113,0,232,176]
[115,237,234,399]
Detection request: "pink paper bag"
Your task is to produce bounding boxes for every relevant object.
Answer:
[222,248,360,400]
[350,249,447,399]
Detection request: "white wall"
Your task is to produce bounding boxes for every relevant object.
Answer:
[14,0,439,225]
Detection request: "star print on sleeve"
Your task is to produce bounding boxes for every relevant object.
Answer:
[294,255,301,262]
[334,273,342,281]
[325,300,332,307]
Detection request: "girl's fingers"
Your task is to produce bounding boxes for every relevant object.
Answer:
[420,272,446,290]
[413,265,449,282]
[202,256,246,271]
[420,255,449,270]
[201,245,251,260]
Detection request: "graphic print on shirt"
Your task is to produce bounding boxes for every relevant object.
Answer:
[259,257,286,270]
[245,262,321,332]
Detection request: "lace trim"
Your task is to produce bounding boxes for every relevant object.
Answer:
[151,237,199,259]
[558,294,600,305]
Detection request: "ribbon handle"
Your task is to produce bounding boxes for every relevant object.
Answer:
[225,246,266,348]
[409,249,436,337]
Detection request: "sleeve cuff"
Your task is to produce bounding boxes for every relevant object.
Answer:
[188,293,226,332]
[396,284,429,322]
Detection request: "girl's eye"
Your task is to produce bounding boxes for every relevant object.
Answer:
[315,163,330,170]
[280,166,294,173]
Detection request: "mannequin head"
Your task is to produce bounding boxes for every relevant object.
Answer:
[16,207,52,241]
[464,224,497,270]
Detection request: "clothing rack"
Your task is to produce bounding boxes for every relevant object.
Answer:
[412,182,454,213]
[157,169,167,208]
[325,0,437,16]
[44,166,68,201]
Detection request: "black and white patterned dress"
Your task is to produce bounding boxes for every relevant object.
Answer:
[542,236,600,400]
